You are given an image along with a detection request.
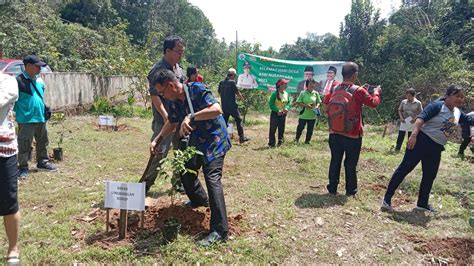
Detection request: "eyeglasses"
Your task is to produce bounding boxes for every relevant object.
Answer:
[157,83,169,97]
[172,49,185,55]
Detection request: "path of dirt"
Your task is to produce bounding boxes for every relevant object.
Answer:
[405,235,473,264]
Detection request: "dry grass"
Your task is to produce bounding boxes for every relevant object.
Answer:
[1,112,472,264]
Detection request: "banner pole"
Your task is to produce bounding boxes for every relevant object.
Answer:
[235,30,238,68]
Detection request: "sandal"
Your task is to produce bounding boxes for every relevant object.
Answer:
[6,256,20,266]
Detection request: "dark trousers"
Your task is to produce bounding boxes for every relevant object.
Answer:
[395,130,412,151]
[223,108,245,141]
[458,137,471,155]
[384,132,443,207]
[327,134,362,195]
[295,119,316,143]
[17,123,49,169]
[268,111,287,147]
[181,155,228,234]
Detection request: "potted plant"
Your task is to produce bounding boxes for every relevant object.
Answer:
[50,112,66,161]
[162,217,181,243]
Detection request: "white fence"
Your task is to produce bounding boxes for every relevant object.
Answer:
[41,72,139,109]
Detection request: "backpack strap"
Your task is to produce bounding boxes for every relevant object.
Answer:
[346,84,359,95]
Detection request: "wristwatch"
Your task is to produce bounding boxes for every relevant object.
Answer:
[187,113,195,124]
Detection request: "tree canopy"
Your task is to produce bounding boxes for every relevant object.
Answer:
[0,0,471,120]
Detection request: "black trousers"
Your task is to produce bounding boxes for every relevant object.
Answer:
[181,154,228,234]
[295,119,316,143]
[395,130,412,151]
[327,134,362,195]
[223,108,245,141]
[384,132,443,207]
[268,111,287,147]
[0,155,19,216]
[458,137,471,155]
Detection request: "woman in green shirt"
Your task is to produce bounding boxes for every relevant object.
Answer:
[268,79,291,147]
[295,79,321,144]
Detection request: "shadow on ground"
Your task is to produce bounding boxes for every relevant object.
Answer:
[295,193,348,208]
[387,209,432,227]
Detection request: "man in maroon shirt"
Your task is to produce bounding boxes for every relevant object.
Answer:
[323,62,381,196]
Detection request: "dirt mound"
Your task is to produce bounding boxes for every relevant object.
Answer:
[406,235,474,264]
[83,198,244,249]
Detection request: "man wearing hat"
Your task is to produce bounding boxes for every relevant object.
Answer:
[237,61,258,89]
[320,66,340,96]
[297,65,315,93]
[218,68,249,144]
[14,55,57,178]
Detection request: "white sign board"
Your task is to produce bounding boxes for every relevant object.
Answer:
[98,115,114,126]
[104,181,145,211]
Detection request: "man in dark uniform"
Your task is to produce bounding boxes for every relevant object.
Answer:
[144,36,186,193]
[218,68,249,144]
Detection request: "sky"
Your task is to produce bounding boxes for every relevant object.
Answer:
[188,0,400,50]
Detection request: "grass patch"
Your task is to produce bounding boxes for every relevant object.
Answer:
[1,112,472,263]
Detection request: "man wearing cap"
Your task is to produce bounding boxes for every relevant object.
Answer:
[218,68,249,144]
[237,61,258,89]
[297,66,316,93]
[320,66,340,96]
[144,36,186,193]
[14,55,57,178]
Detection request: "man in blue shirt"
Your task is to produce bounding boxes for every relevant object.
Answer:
[149,69,231,247]
[14,55,57,178]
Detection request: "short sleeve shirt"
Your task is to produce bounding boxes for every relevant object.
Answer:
[296,90,321,120]
[398,99,423,119]
[167,82,231,163]
[147,58,184,125]
[421,104,460,145]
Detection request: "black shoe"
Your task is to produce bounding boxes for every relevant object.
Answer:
[37,161,58,172]
[184,200,209,208]
[197,231,227,247]
[327,184,337,195]
[239,137,250,144]
[277,141,283,147]
[415,204,437,213]
[304,141,310,144]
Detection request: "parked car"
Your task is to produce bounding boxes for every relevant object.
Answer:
[0,58,53,76]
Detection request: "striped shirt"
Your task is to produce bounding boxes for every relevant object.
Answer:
[0,73,18,157]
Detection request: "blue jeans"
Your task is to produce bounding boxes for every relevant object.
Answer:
[384,132,444,207]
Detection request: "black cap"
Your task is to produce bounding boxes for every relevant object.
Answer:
[328,66,337,74]
[23,55,47,67]
[243,61,251,68]
[304,66,314,72]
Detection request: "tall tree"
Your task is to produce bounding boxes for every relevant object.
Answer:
[339,0,385,66]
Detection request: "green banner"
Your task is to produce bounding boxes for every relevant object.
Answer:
[236,53,345,93]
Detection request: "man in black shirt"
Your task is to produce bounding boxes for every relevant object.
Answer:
[218,68,249,144]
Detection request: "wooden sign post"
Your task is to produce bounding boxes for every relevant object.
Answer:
[104,181,145,239]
